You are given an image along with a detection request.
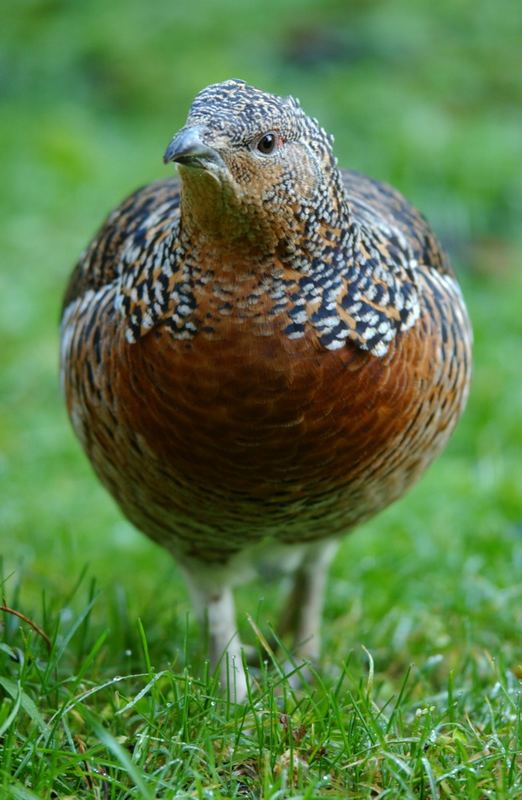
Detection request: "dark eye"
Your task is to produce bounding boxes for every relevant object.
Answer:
[255,132,280,155]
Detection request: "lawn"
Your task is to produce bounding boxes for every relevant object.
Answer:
[1,0,522,797]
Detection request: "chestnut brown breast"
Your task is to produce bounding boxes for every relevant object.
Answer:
[62,242,470,562]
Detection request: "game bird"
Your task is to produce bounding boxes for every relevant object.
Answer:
[61,79,472,701]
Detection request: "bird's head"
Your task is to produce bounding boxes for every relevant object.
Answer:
[164,79,345,262]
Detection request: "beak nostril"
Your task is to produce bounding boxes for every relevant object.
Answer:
[163,126,224,170]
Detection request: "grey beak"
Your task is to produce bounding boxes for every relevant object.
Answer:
[163,126,224,169]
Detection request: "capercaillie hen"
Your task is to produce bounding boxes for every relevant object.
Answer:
[61,79,472,701]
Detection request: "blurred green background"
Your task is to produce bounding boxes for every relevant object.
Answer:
[1,0,521,664]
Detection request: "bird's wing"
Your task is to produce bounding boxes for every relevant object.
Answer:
[341,169,451,277]
[61,178,182,316]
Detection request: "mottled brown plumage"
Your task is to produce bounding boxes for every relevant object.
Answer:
[61,80,472,700]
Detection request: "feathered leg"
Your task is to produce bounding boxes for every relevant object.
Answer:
[279,540,338,668]
[182,567,248,703]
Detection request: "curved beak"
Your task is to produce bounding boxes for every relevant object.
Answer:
[163,126,224,170]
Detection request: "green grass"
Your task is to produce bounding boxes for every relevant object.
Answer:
[1,0,522,796]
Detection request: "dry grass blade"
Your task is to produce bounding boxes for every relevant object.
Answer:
[0,604,52,652]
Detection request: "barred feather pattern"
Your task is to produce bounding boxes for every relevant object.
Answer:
[61,80,472,565]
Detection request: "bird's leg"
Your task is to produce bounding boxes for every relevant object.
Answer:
[279,540,338,670]
[181,568,248,703]
[206,587,248,702]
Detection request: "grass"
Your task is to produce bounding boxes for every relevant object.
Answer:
[1,577,522,797]
[1,0,522,796]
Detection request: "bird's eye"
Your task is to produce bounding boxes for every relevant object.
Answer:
[254,132,281,155]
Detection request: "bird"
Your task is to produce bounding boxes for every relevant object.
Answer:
[61,79,472,701]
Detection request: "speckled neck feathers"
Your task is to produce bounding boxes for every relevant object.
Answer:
[115,80,422,354]
[176,79,349,271]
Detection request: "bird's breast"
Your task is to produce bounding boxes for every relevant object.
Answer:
[114,307,433,495]
[64,273,469,556]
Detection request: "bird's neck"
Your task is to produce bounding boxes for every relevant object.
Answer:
[177,168,352,276]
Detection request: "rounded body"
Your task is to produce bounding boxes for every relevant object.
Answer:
[61,178,472,565]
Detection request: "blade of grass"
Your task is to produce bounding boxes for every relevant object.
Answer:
[88,715,155,800]
[0,676,50,736]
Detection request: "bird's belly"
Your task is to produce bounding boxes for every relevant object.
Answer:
[70,311,465,561]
